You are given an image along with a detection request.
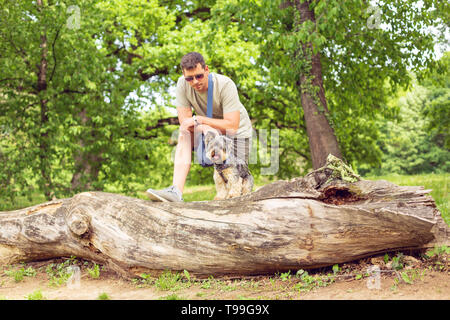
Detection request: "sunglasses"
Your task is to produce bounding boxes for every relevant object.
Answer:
[184,73,205,82]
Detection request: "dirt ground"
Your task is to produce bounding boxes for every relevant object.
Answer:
[0,252,448,300]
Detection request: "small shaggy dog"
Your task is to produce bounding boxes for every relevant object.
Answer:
[204,131,253,200]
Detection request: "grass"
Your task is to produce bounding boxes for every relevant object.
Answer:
[45,257,79,287]
[87,263,101,279]
[0,191,47,211]
[4,265,37,282]
[25,289,46,300]
[158,293,185,300]
[154,270,184,291]
[97,292,110,300]
[181,184,217,202]
[132,270,192,291]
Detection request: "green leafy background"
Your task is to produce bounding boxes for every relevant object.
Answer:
[0,0,448,209]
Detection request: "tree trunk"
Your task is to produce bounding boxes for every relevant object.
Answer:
[1,157,448,278]
[37,0,54,200]
[70,108,103,192]
[295,0,343,169]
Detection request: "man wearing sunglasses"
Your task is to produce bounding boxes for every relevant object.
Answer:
[146,52,253,202]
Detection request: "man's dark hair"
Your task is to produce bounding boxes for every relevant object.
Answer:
[180,52,206,71]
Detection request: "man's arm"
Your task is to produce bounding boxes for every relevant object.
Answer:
[177,107,194,133]
[196,110,240,136]
[197,77,242,136]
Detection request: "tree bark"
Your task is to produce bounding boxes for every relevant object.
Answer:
[70,108,103,192]
[36,0,54,200]
[1,158,448,278]
[295,0,343,169]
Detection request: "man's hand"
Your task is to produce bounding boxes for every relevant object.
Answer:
[179,115,212,136]
[180,117,196,133]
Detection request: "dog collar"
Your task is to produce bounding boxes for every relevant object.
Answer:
[215,159,230,169]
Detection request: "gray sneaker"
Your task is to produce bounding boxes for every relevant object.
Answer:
[146,185,183,202]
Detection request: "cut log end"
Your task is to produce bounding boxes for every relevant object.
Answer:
[67,208,90,236]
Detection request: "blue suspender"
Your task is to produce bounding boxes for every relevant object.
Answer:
[196,73,214,167]
[206,73,213,118]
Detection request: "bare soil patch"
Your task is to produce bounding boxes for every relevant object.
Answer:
[0,252,448,300]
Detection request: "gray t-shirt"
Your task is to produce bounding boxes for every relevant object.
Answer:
[175,73,252,138]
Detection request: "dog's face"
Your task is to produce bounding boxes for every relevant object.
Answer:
[204,131,233,164]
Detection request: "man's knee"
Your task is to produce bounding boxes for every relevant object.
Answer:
[178,129,194,146]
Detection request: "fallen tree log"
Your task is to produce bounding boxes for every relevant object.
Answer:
[0,157,449,278]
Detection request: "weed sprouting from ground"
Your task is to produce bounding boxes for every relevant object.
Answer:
[97,292,110,300]
[25,289,46,300]
[4,264,37,283]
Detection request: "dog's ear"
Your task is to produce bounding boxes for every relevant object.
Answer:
[223,136,234,156]
[204,130,217,146]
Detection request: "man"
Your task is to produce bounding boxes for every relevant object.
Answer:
[146,52,253,202]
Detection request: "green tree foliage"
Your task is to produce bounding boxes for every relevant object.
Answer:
[212,0,449,173]
[0,0,149,200]
[422,52,450,150]
[0,0,448,205]
[382,86,449,174]
[0,0,260,202]
[358,59,450,176]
